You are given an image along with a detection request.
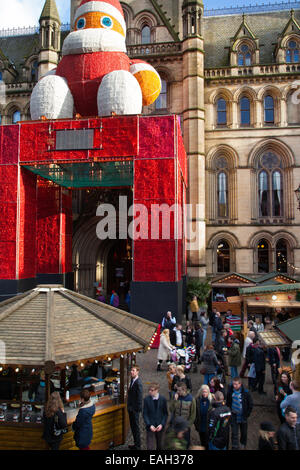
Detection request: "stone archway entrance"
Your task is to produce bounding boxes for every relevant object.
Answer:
[72,188,132,303]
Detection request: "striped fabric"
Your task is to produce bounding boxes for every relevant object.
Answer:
[231,390,242,417]
[226,315,242,331]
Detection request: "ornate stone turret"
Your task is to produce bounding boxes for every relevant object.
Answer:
[182,0,203,38]
[38,0,61,79]
[182,0,206,278]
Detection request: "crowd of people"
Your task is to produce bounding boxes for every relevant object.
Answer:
[41,307,300,451]
[124,308,300,451]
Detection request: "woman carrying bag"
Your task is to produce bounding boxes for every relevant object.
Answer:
[42,391,68,450]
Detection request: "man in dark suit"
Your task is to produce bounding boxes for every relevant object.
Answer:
[143,382,168,450]
[127,365,143,450]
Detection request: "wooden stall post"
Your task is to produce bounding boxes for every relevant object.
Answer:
[243,301,248,340]
[120,356,125,405]
[61,369,66,401]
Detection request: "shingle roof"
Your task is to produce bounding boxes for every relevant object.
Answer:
[277,316,300,342]
[203,9,300,68]
[0,34,39,78]
[0,286,158,367]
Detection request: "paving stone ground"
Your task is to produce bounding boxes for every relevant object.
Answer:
[114,327,289,451]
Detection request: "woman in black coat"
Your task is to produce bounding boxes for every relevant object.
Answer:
[194,323,203,364]
[42,391,67,450]
[258,422,276,451]
[171,365,192,393]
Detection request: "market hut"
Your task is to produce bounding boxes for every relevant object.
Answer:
[0,285,157,450]
[239,282,300,338]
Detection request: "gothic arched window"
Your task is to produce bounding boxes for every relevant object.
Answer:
[276,239,288,273]
[216,98,227,126]
[272,170,283,217]
[258,170,269,217]
[141,25,151,44]
[257,152,283,218]
[31,60,38,82]
[264,95,274,124]
[155,79,167,110]
[257,238,270,273]
[217,171,228,217]
[217,240,230,273]
[286,40,299,63]
[238,44,252,66]
[12,110,21,124]
[240,96,251,125]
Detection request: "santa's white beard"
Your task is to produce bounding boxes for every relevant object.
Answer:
[62,28,126,55]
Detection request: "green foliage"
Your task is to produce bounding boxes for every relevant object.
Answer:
[186,278,211,306]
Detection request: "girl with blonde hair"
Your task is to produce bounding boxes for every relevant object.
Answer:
[171,365,192,393]
[157,329,174,371]
[194,384,213,449]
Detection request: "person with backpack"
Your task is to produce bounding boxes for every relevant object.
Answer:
[169,382,196,448]
[42,391,68,450]
[208,391,231,450]
[227,336,242,379]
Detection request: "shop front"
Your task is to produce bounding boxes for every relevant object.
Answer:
[239,283,300,338]
[0,285,157,450]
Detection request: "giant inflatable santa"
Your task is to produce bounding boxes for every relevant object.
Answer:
[30,0,161,119]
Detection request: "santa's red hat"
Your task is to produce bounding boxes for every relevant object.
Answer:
[75,0,126,32]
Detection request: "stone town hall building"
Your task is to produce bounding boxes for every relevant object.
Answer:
[1,0,300,300]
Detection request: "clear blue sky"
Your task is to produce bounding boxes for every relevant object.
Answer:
[0,0,296,28]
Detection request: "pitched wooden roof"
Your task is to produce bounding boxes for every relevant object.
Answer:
[239,282,300,296]
[211,272,256,287]
[277,316,300,343]
[0,286,158,367]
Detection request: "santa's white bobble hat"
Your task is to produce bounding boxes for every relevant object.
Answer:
[75,0,126,34]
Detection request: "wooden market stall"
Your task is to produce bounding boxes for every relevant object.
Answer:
[211,273,256,316]
[239,282,300,339]
[0,285,157,450]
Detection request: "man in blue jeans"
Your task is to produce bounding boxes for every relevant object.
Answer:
[226,377,253,450]
[208,391,231,450]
